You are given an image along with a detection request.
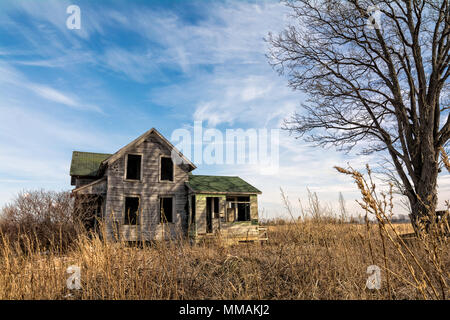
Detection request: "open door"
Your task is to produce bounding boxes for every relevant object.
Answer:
[206,197,221,233]
[206,197,213,233]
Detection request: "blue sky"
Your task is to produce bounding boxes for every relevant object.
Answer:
[1,0,448,218]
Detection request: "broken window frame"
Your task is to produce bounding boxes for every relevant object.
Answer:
[225,196,251,222]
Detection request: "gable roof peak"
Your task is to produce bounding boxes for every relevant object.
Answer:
[102,128,196,170]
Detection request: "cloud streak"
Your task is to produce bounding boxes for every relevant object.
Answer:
[0,62,102,112]
[0,0,448,218]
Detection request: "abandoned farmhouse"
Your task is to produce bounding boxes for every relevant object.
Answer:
[70,128,266,243]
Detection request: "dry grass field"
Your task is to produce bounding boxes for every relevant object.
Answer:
[0,218,447,300]
[0,165,448,300]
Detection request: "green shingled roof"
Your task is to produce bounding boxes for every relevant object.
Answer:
[70,151,112,177]
[187,175,261,194]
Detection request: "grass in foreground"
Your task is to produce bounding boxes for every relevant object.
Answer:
[0,164,448,300]
[0,219,447,300]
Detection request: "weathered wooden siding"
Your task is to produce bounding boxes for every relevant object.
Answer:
[250,194,258,222]
[219,222,259,240]
[104,133,190,241]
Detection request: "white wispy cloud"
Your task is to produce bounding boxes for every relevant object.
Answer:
[0,0,448,219]
[0,62,102,112]
[102,47,163,83]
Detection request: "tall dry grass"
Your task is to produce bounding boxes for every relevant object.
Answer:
[335,164,449,299]
[0,184,448,300]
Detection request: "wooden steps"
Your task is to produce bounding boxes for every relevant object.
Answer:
[192,226,269,245]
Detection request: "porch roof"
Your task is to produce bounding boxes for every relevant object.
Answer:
[186,175,261,194]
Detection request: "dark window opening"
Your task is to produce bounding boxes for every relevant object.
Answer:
[237,202,250,221]
[213,197,220,218]
[160,157,174,181]
[191,195,196,224]
[206,197,213,233]
[124,197,139,225]
[126,154,141,180]
[160,197,173,223]
[226,196,251,222]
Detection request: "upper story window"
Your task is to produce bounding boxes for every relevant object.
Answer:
[160,156,174,181]
[126,154,142,181]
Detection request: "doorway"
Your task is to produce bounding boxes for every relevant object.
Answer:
[206,197,213,233]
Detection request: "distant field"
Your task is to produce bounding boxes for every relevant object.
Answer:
[389,223,415,235]
[0,219,447,300]
[267,222,415,235]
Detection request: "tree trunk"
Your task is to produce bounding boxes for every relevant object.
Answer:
[408,140,439,233]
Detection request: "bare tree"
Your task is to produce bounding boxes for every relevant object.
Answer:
[267,0,449,229]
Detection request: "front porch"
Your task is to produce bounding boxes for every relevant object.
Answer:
[187,193,266,244]
[184,174,265,244]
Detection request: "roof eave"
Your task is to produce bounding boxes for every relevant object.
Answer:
[190,191,261,195]
[184,183,261,195]
[72,177,107,194]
